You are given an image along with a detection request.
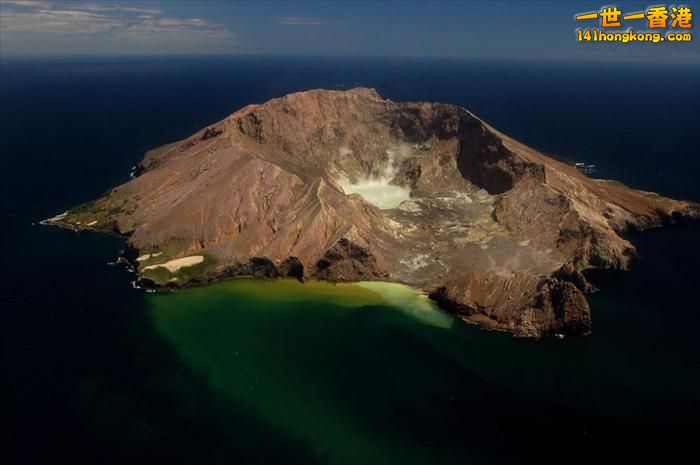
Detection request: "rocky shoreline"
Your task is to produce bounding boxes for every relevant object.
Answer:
[44,88,700,337]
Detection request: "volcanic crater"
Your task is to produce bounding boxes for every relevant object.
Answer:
[46,88,699,337]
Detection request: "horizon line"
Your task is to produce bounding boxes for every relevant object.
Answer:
[1,52,698,66]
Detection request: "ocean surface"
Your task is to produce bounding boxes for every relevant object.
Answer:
[2,56,699,465]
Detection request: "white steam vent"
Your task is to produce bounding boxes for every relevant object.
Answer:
[339,147,411,209]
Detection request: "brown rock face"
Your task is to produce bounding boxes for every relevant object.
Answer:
[46,88,699,337]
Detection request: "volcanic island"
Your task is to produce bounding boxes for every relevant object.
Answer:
[45,88,699,337]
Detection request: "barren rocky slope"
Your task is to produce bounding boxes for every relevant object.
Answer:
[46,88,699,337]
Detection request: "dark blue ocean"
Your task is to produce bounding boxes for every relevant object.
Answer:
[2,56,699,465]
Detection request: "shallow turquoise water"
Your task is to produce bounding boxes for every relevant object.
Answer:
[148,264,700,465]
[150,280,465,465]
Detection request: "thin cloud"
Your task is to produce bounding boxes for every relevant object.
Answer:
[77,3,163,15]
[0,1,234,42]
[0,1,161,14]
[0,0,54,8]
[276,16,329,26]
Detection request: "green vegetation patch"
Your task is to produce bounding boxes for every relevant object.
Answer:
[64,190,133,227]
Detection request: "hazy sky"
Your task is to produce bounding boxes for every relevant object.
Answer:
[1,0,698,62]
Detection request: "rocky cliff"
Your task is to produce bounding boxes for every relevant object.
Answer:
[45,88,699,337]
